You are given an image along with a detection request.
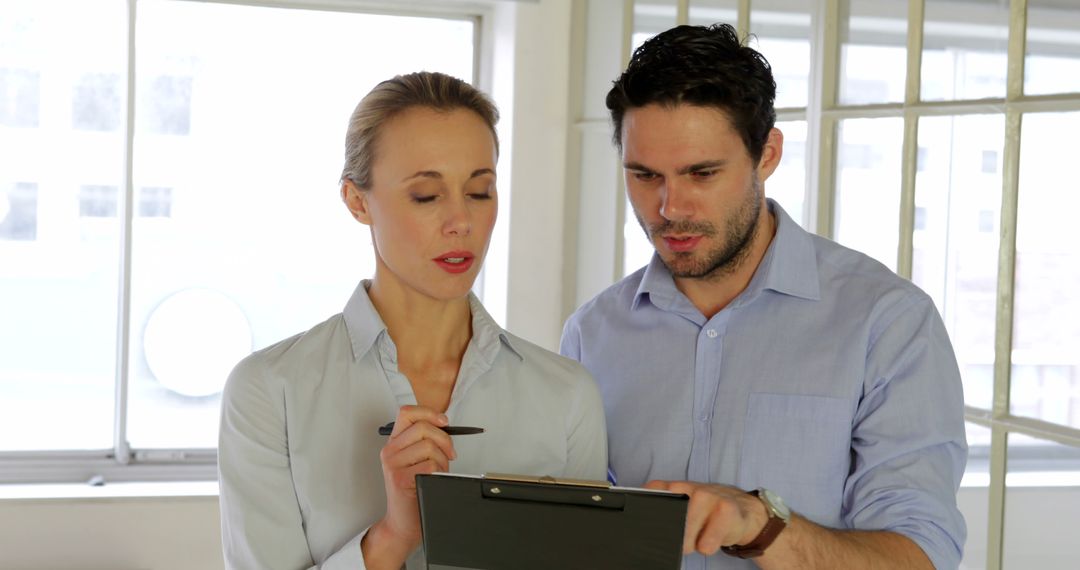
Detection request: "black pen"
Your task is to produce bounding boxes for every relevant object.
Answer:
[377,421,484,436]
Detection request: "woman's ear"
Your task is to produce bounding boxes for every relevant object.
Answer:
[342,179,373,225]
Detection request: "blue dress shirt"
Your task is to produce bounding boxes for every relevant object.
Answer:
[561,200,967,570]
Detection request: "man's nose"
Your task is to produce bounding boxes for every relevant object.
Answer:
[659,178,694,221]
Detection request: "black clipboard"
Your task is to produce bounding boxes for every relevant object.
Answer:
[416,472,688,570]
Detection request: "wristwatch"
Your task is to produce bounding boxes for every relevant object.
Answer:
[721,488,791,558]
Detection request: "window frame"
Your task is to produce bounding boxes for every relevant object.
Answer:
[0,0,495,485]
[570,2,1080,569]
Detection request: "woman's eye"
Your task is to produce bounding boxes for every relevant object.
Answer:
[468,193,493,200]
[411,195,437,204]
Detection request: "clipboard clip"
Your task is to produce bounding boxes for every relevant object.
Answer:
[480,472,624,510]
[483,472,612,489]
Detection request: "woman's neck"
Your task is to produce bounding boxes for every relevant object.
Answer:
[367,269,473,412]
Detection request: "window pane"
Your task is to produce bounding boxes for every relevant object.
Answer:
[921,0,1008,102]
[633,0,678,52]
[688,0,738,28]
[769,120,806,226]
[126,0,476,448]
[912,115,1003,410]
[750,0,811,108]
[1011,112,1080,430]
[839,0,908,105]
[958,422,990,570]
[834,117,903,271]
[1003,433,1080,569]
[0,0,126,451]
[1025,0,1080,96]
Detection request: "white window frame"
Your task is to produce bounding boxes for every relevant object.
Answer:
[0,0,498,486]
[568,2,1080,569]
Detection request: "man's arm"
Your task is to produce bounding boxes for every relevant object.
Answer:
[644,480,933,569]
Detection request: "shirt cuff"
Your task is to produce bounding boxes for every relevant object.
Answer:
[320,530,368,570]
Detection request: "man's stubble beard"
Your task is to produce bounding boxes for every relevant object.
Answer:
[637,173,763,282]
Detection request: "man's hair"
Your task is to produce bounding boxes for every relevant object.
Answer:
[340,71,499,189]
[606,23,776,163]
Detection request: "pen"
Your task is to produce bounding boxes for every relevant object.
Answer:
[377,421,485,436]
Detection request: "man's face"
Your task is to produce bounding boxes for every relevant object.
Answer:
[621,103,777,280]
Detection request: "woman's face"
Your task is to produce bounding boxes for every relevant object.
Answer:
[346,106,498,302]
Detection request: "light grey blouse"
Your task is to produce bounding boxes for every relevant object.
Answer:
[219,281,608,569]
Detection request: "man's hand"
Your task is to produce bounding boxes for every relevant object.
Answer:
[362,406,456,568]
[644,480,769,556]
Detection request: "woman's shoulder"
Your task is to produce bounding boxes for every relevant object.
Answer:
[226,312,348,393]
[497,330,595,388]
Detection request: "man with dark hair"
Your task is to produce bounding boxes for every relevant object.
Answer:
[561,23,967,569]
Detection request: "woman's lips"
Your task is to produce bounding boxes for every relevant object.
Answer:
[433,251,475,274]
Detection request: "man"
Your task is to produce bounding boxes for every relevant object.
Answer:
[560,23,967,569]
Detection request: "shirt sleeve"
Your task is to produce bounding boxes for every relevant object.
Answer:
[559,314,582,361]
[561,362,609,482]
[844,295,968,570]
[218,355,369,570]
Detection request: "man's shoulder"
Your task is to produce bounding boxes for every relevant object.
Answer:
[566,266,647,325]
[808,234,934,313]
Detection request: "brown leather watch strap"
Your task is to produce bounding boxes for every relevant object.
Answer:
[720,490,788,559]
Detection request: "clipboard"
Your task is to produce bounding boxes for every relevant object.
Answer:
[416,472,689,570]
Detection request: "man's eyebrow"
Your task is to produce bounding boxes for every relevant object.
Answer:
[676,160,727,175]
[623,161,655,172]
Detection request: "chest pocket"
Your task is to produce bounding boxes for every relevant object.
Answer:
[737,393,851,526]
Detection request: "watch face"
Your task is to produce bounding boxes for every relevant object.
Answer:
[761,488,791,519]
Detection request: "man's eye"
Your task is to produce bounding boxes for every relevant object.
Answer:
[692,170,717,179]
[633,172,658,182]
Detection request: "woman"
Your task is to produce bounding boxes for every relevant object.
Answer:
[218,72,607,569]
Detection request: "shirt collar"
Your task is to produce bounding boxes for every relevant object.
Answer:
[342,280,523,363]
[633,199,820,312]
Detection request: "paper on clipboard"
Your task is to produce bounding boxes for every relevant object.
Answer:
[416,472,688,570]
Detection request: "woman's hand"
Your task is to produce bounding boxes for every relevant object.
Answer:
[362,405,457,568]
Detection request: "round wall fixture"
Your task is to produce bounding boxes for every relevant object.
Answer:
[142,288,253,397]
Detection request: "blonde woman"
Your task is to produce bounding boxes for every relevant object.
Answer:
[218,72,607,570]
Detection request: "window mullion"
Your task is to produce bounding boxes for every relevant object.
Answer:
[112,0,138,466]
[808,0,840,237]
[896,0,924,280]
[986,0,1030,568]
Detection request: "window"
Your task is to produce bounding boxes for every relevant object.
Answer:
[0,0,483,482]
[584,2,1080,569]
[79,185,120,218]
[72,73,123,132]
[138,186,172,218]
[0,182,37,240]
[0,69,40,127]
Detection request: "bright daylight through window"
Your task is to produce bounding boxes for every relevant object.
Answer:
[0,0,476,473]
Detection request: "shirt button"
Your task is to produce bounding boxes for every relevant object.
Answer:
[706,329,718,338]
[699,414,709,422]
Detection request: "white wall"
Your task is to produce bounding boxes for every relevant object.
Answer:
[1,487,1078,569]
[0,495,223,570]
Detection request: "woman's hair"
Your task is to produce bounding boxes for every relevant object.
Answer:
[340,71,499,189]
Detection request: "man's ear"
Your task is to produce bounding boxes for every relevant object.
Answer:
[342,179,373,226]
[757,127,785,181]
